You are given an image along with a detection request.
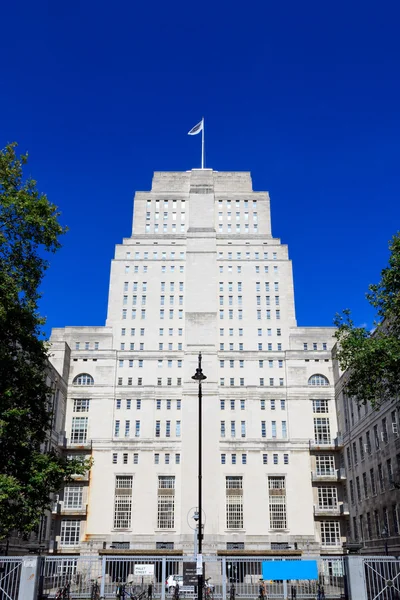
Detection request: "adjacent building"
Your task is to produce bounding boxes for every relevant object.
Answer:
[49,169,347,556]
[334,357,400,555]
[6,358,69,555]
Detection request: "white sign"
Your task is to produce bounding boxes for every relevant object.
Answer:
[196,554,203,574]
[134,564,155,576]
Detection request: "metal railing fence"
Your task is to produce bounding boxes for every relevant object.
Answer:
[0,556,23,600]
[363,556,400,600]
[39,555,345,599]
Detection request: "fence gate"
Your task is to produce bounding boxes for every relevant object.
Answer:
[0,557,22,600]
[41,555,102,598]
[364,557,400,600]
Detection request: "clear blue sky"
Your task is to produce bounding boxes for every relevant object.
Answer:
[1,1,399,337]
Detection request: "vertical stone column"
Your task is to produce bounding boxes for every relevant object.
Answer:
[182,170,219,551]
[18,556,42,600]
[344,556,367,600]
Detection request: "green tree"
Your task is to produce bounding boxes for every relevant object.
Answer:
[0,143,89,541]
[334,232,400,408]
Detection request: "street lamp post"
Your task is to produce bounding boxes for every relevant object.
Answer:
[381,527,389,556]
[192,353,207,600]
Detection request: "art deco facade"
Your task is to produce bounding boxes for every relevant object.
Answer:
[49,169,346,556]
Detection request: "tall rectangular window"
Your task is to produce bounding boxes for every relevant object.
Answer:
[135,420,140,437]
[60,520,81,546]
[268,476,287,529]
[64,486,83,509]
[226,476,243,529]
[318,487,338,509]
[114,476,133,529]
[71,417,88,444]
[320,521,340,546]
[313,418,331,444]
[157,476,175,529]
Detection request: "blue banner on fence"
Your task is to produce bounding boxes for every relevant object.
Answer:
[262,560,318,581]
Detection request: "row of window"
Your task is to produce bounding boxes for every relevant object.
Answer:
[221,399,286,410]
[219,309,282,320]
[118,359,183,368]
[220,296,281,306]
[112,452,181,465]
[222,453,289,465]
[218,265,278,273]
[349,456,399,503]
[352,505,399,542]
[221,420,287,439]
[72,373,329,390]
[114,419,182,438]
[304,343,328,351]
[121,327,183,336]
[218,251,277,260]
[221,359,285,369]
[222,282,279,292]
[346,414,399,469]
[75,342,99,351]
[217,212,259,223]
[126,251,186,260]
[125,265,184,274]
[73,398,325,415]
[216,200,258,207]
[116,398,182,410]
[122,309,185,320]
[221,377,285,387]
[116,377,183,387]
[124,295,184,306]
[58,516,339,547]
[147,212,185,222]
[217,224,259,233]
[146,224,186,233]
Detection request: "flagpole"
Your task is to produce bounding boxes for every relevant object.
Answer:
[201,118,205,169]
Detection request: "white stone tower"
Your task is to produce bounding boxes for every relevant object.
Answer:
[50,169,345,556]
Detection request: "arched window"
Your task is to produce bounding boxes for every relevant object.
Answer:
[73,373,94,386]
[308,374,329,387]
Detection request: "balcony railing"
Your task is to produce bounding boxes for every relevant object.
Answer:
[311,470,337,481]
[314,505,340,517]
[309,435,343,451]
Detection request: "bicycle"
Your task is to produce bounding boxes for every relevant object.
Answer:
[132,590,148,600]
[229,582,236,600]
[55,581,71,599]
[173,584,180,600]
[91,579,102,599]
[204,577,214,600]
[116,582,128,599]
[258,580,266,600]
[316,584,325,600]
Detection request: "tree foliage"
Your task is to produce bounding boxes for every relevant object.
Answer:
[334,232,400,408]
[0,143,89,540]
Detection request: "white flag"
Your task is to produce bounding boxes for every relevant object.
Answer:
[188,120,203,135]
